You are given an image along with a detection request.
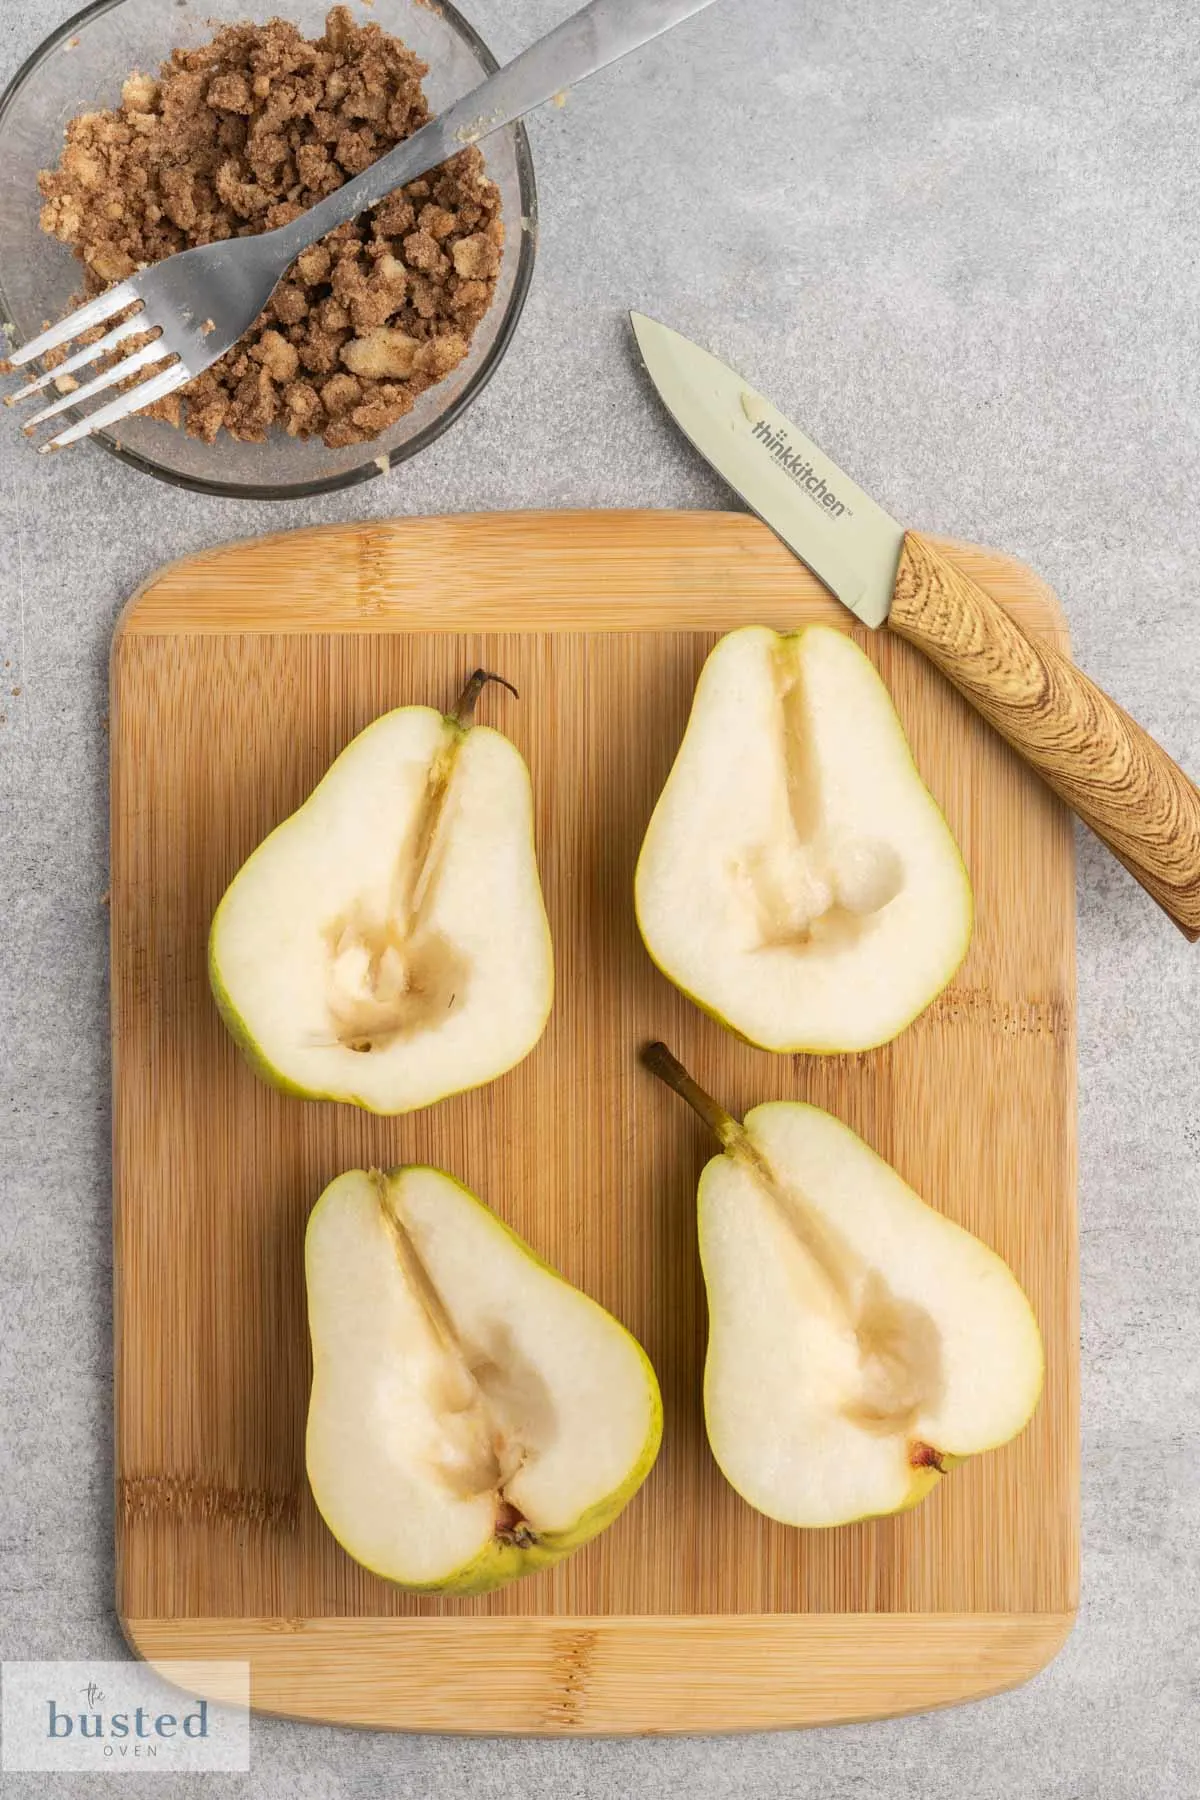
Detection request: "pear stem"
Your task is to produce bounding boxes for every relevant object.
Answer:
[452,668,519,727]
[645,1053,875,1359]
[641,1042,744,1151]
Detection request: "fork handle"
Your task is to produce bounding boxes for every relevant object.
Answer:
[889,532,1200,939]
[277,0,720,256]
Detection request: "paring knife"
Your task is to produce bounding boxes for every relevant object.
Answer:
[630,313,1200,940]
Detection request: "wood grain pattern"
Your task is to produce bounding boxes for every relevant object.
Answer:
[127,1613,1076,1735]
[110,510,1078,1733]
[890,531,1200,939]
[117,509,1068,636]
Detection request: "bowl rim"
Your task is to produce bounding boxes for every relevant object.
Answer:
[0,0,538,501]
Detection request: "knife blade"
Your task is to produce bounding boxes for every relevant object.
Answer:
[630,314,904,627]
[630,311,1200,939]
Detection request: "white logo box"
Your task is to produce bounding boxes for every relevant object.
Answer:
[2,1661,250,1772]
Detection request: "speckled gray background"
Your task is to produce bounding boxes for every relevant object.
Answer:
[2,1,1199,1795]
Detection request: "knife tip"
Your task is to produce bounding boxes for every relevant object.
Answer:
[628,310,666,354]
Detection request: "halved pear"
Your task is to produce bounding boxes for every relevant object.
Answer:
[635,625,973,1052]
[305,1166,663,1593]
[210,671,553,1113]
[645,1044,1043,1528]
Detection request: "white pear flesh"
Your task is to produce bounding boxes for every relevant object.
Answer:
[210,696,553,1113]
[700,1101,1044,1528]
[305,1167,662,1593]
[635,625,973,1052]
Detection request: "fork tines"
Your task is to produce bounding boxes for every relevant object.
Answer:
[3,281,189,453]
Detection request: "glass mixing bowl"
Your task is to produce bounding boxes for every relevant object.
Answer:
[0,0,536,498]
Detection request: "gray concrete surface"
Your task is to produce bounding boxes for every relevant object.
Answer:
[2,1,1199,1795]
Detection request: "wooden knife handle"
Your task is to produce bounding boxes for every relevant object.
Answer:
[888,531,1200,940]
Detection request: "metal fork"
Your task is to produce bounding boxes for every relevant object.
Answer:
[4,0,721,452]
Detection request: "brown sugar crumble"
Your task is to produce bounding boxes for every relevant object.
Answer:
[36,7,504,449]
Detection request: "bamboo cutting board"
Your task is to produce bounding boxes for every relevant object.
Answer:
[110,510,1078,1734]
